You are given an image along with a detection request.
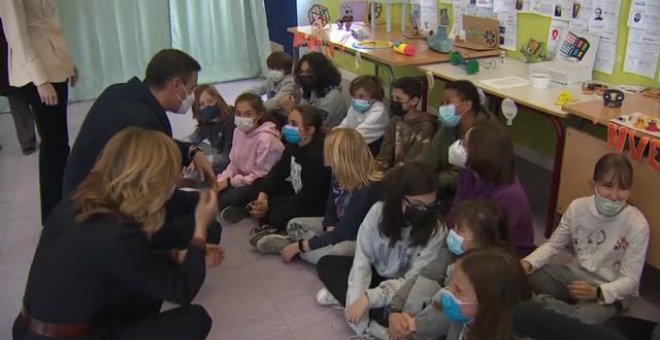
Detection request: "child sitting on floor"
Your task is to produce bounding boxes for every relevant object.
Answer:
[522,153,649,325]
[387,199,514,340]
[249,51,297,127]
[336,75,389,155]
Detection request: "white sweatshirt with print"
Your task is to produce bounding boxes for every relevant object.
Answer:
[524,196,649,305]
[346,202,446,334]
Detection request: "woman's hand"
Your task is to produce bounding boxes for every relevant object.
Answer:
[37,82,58,106]
[345,294,370,325]
[215,179,229,193]
[192,151,215,187]
[69,66,79,87]
[280,242,300,262]
[194,190,217,239]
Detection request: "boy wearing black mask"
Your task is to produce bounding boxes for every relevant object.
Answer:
[376,77,437,171]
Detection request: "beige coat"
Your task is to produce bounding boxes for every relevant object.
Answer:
[1,0,74,87]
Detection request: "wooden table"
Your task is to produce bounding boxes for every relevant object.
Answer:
[419,58,593,237]
[563,93,660,139]
[287,23,502,87]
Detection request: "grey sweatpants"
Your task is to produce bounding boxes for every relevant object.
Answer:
[400,276,451,340]
[286,217,356,264]
[530,264,620,325]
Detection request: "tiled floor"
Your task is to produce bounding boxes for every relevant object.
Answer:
[0,78,657,339]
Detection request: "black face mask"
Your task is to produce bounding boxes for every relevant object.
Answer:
[403,206,435,227]
[299,75,315,88]
[390,101,406,116]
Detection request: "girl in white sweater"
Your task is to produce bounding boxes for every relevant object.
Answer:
[315,162,446,338]
[522,153,650,325]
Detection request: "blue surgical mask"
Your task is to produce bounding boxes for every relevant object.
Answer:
[199,106,219,122]
[283,124,302,144]
[594,189,627,217]
[352,99,372,113]
[438,104,460,127]
[446,229,467,256]
[440,288,476,324]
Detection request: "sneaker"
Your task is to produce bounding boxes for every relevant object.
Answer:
[249,225,279,247]
[365,320,390,340]
[286,221,308,241]
[220,206,249,224]
[256,234,293,254]
[315,287,342,308]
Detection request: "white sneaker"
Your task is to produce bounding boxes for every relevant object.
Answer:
[315,287,342,308]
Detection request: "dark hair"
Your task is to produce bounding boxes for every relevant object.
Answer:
[267,51,294,74]
[453,199,512,251]
[293,105,323,133]
[295,52,342,99]
[350,75,385,101]
[145,49,201,90]
[392,77,423,99]
[445,80,481,115]
[459,248,531,340]
[380,162,440,247]
[234,92,272,126]
[466,121,516,186]
[593,153,633,188]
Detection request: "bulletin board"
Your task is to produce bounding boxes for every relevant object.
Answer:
[324,0,660,87]
[558,128,660,268]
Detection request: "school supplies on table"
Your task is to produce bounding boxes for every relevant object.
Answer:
[613,112,660,138]
[529,31,600,85]
[392,41,416,56]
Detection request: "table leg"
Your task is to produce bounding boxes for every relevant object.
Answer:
[383,64,395,94]
[544,115,565,238]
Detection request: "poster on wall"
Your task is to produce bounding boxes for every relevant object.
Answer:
[419,0,438,36]
[627,0,660,30]
[530,0,554,17]
[624,28,660,79]
[553,0,573,21]
[588,0,621,74]
[452,0,466,36]
[570,0,592,32]
[547,19,570,56]
[498,11,518,50]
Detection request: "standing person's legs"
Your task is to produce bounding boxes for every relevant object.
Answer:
[7,88,36,153]
[20,82,70,224]
[118,305,211,340]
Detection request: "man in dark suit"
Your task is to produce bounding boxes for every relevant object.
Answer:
[63,49,221,247]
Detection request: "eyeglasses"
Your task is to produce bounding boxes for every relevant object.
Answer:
[404,197,441,212]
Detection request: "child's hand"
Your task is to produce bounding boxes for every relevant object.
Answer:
[568,281,597,301]
[345,294,370,325]
[215,179,229,193]
[520,260,533,275]
[280,242,300,262]
[388,312,413,338]
[280,94,295,112]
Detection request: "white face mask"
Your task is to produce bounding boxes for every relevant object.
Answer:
[266,69,285,83]
[235,116,255,133]
[448,139,468,168]
[175,85,194,114]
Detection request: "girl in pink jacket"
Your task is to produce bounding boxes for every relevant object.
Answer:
[216,93,285,223]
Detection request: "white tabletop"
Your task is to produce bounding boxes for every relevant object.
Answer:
[418,58,594,118]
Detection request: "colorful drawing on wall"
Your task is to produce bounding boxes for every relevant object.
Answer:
[559,32,590,61]
[308,4,331,28]
[337,1,367,31]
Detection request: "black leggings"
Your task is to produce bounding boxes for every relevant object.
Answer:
[264,195,325,231]
[316,255,387,325]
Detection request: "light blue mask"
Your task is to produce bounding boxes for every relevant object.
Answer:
[439,288,475,324]
[594,189,627,217]
[352,99,372,113]
[438,104,460,127]
[446,229,466,256]
[283,124,302,144]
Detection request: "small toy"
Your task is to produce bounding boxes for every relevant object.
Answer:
[582,81,608,95]
[603,89,625,108]
[519,39,552,63]
[392,41,416,56]
[308,4,331,28]
[555,90,573,105]
[352,40,393,49]
[643,88,660,99]
[336,4,354,31]
[351,28,369,41]
[634,117,646,129]
[449,51,479,75]
[405,2,422,38]
[647,120,660,132]
[427,25,453,54]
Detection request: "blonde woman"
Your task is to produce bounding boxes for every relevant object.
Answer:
[255,128,383,265]
[13,128,220,340]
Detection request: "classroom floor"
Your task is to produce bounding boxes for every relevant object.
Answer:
[0,78,657,339]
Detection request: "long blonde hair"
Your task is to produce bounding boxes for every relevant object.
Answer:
[73,127,182,234]
[192,84,233,122]
[324,128,382,192]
